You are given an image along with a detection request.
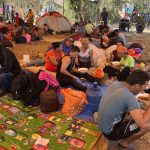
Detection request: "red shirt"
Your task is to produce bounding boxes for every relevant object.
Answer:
[45,49,64,72]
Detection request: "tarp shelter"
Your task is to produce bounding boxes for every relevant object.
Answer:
[36,11,71,32]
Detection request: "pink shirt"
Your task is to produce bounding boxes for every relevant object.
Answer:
[24,34,31,43]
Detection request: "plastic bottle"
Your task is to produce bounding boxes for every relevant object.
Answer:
[84,82,102,115]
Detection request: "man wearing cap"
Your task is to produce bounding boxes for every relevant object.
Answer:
[104,45,135,81]
[61,38,74,54]
[117,46,135,69]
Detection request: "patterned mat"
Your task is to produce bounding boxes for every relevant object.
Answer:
[0,95,101,150]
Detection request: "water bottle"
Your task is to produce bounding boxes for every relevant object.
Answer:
[84,82,102,115]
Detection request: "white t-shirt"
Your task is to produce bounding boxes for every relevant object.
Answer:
[79,47,92,63]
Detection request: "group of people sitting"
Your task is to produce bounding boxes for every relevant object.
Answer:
[0,18,53,46]
[0,17,149,149]
[44,24,144,93]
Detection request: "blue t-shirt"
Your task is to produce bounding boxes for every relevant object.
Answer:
[98,81,140,134]
[61,42,72,54]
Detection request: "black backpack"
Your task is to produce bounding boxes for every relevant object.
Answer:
[21,72,46,106]
[10,69,47,106]
[10,70,28,100]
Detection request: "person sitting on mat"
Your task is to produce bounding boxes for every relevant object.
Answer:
[104,45,135,81]
[45,42,64,72]
[98,70,150,149]
[56,46,100,92]
[78,38,94,68]
[0,44,21,96]
[61,38,74,54]
[14,29,31,44]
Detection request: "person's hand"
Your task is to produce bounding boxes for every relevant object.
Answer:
[107,62,113,67]
[72,76,77,80]
[78,70,86,74]
[75,77,82,84]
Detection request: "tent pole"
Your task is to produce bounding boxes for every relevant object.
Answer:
[63,0,64,15]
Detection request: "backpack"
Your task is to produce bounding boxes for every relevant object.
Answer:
[40,90,60,113]
[10,70,28,100]
[10,69,47,106]
[21,72,46,106]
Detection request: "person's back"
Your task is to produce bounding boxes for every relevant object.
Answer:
[98,81,140,134]
[119,32,126,46]
[0,45,21,94]
[0,45,21,75]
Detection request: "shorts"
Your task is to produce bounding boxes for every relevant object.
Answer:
[103,118,140,141]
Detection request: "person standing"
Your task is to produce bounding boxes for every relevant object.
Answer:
[11,7,15,23]
[26,9,34,26]
[101,7,108,26]
[15,13,20,27]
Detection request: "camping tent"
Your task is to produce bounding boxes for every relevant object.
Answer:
[36,11,71,32]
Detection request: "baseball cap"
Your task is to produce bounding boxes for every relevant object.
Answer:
[66,38,74,42]
[117,46,127,53]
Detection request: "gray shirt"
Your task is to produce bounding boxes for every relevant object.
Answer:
[98,81,140,134]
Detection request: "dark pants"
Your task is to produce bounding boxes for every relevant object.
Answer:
[57,73,100,92]
[57,76,87,92]
[14,36,27,44]
[103,115,140,141]
[79,61,91,68]
[104,66,131,81]
[0,72,15,92]
[73,72,100,83]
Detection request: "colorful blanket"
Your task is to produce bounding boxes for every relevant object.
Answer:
[0,95,101,150]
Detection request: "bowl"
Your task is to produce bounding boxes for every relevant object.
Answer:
[136,93,150,101]
[78,68,88,73]
[111,61,121,66]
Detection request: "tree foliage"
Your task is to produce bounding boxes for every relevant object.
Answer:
[65,0,150,24]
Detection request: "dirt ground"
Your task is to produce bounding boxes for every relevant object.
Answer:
[11,32,150,150]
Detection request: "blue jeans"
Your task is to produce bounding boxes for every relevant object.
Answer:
[0,72,15,92]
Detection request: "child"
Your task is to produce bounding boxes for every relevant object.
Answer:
[43,24,49,35]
